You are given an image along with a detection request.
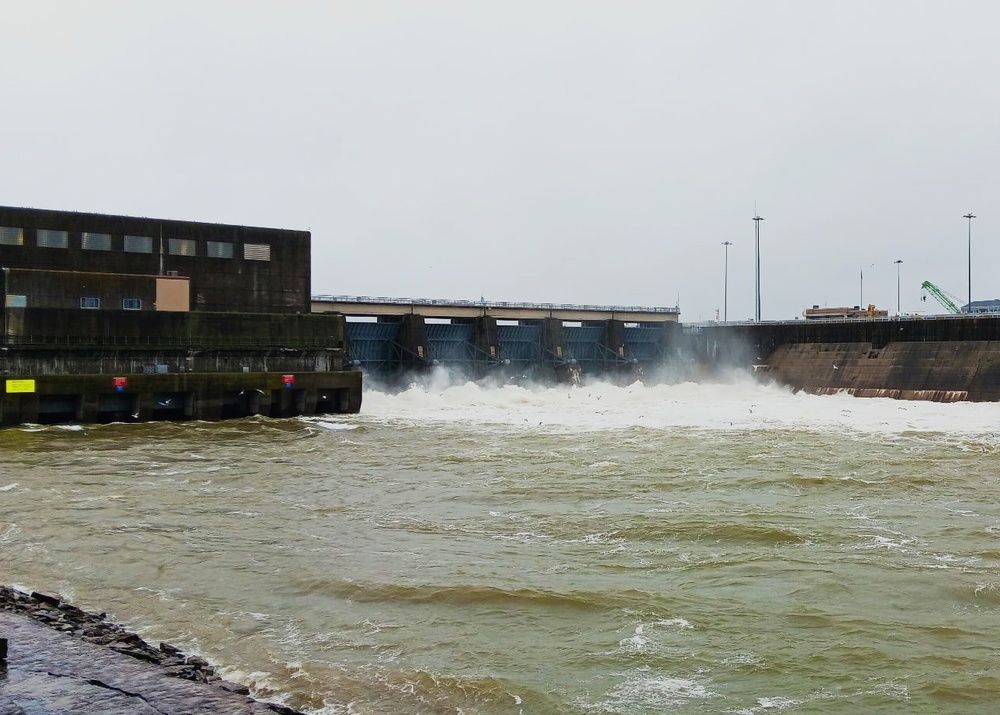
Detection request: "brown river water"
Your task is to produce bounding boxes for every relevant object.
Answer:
[2,373,1000,714]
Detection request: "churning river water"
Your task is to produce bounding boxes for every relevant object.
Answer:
[3,373,1000,714]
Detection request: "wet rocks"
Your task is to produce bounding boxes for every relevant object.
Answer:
[0,585,302,713]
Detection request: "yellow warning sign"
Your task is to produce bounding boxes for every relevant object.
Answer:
[5,379,36,394]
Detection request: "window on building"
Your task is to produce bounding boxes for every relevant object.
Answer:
[168,238,196,256]
[80,297,100,309]
[122,298,142,310]
[244,243,271,261]
[5,295,27,307]
[206,240,234,258]
[0,226,24,246]
[82,232,112,251]
[37,229,69,248]
[124,235,153,253]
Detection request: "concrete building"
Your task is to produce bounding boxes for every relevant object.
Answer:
[0,206,360,426]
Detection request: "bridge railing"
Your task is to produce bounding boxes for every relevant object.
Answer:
[313,295,680,314]
[686,312,999,329]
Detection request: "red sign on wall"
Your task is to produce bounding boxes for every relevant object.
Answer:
[282,374,295,389]
[113,377,128,392]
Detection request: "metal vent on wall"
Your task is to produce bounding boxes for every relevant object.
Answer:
[207,240,234,258]
[82,232,112,251]
[168,238,196,256]
[37,229,68,248]
[244,243,271,261]
[0,226,24,246]
[124,235,153,253]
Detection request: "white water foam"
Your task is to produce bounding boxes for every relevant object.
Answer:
[353,373,1000,440]
[581,670,715,712]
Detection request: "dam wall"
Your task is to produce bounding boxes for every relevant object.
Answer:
[345,315,683,383]
[690,315,1000,402]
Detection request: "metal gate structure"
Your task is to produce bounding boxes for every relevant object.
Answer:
[345,319,673,382]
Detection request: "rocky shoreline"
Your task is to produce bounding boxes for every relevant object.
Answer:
[0,585,305,714]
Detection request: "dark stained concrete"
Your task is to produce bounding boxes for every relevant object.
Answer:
[690,316,1000,402]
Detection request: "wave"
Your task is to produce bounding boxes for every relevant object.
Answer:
[608,520,809,546]
[288,577,665,613]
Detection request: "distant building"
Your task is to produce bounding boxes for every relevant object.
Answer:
[803,305,889,320]
[962,300,1000,315]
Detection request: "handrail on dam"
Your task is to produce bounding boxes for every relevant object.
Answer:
[686,312,999,328]
[312,295,680,314]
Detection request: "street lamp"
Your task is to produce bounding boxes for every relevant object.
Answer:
[964,212,976,312]
[894,259,903,316]
[752,215,764,321]
[722,241,732,321]
[860,263,875,308]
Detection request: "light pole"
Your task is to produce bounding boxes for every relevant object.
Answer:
[753,215,764,321]
[964,212,976,312]
[860,262,875,308]
[722,241,732,321]
[894,259,903,316]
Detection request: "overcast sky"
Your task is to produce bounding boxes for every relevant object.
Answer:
[2,1,998,321]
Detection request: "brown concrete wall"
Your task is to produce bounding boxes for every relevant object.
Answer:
[689,316,1000,402]
[762,340,1000,401]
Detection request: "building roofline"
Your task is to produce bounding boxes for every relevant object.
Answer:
[0,205,309,236]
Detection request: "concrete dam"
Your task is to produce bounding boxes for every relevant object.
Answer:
[313,296,681,384]
[5,204,1000,430]
[319,294,1000,403]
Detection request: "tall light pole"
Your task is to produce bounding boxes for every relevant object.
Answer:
[722,241,732,321]
[964,212,976,312]
[860,262,875,308]
[894,259,903,316]
[753,215,764,321]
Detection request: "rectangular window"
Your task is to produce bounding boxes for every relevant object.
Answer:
[37,229,69,248]
[82,232,112,251]
[206,240,234,258]
[5,295,27,307]
[244,243,271,261]
[122,298,142,310]
[80,297,100,309]
[168,238,196,256]
[0,226,24,246]
[124,235,153,253]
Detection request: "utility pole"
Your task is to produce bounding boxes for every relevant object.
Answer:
[722,241,732,321]
[752,215,764,321]
[964,213,976,312]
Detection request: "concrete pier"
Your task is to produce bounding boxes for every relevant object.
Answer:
[0,371,361,428]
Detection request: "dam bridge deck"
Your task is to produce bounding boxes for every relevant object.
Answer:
[312,295,679,323]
